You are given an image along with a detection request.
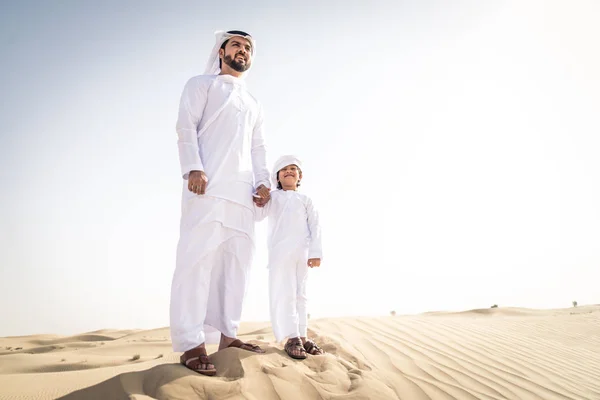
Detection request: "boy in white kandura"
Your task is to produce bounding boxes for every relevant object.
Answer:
[254,155,325,359]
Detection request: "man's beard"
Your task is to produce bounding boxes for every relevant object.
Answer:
[223,53,251,72]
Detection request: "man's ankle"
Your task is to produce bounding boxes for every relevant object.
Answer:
[219,335,235,345]
[185,343,206,353]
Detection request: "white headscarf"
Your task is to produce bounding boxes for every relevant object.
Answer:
[204,30,256,76]
[272,155,303,188]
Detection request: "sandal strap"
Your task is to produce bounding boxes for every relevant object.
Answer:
[228,339,245,348]
[285,338,304,350]
[304,340,322,353]
[284,338,306,358]
[181,346,209,363]
[242,343,261,351]
[228,339,263,352]
[183,355,210,366]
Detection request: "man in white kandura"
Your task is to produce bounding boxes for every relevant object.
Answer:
[170,30,271,376]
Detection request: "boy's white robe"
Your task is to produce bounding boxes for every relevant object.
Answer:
[255,189,322,342]
[170,73,270,352]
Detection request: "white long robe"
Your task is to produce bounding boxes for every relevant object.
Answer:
[255,189,322,342]
[170,74,270,352]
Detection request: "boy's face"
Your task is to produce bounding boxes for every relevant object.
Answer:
[278,164,301,189]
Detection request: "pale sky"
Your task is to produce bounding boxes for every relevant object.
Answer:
[1,0,599,337]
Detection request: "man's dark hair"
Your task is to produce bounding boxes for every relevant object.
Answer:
[219,30,252,68]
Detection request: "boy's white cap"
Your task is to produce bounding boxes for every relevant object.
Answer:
[272,155,303,187]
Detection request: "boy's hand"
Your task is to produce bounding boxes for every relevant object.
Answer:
[308,258,321,268]
[189,170,208,195]
[253,196,270,207]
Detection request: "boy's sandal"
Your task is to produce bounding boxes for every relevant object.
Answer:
[180,347,217,376]
[284,337,307,359]
[303,339,324,355]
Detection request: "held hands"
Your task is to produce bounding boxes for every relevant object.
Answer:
[188,170,208,195]
[256,184,270,198]
[253,184,271,207]
[308,258,321,268]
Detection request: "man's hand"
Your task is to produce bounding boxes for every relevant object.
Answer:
[188,170,208,195]
[255,184,270,198]
[253,184,271,207]
[308,258,321,268]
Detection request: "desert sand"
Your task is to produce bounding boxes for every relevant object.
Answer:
[1,305,599,400]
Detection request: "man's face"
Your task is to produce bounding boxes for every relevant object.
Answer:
[220,36,253,73]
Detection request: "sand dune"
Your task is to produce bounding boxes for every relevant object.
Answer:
[1,305,599,400]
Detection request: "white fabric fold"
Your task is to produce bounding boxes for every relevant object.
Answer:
[175,74,270,207]
[170,196,255,351]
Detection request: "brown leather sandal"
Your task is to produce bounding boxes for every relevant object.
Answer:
[226,339,265,353]
[303,339,324,355]
[284,337,307,360]
[180,346,216,376]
